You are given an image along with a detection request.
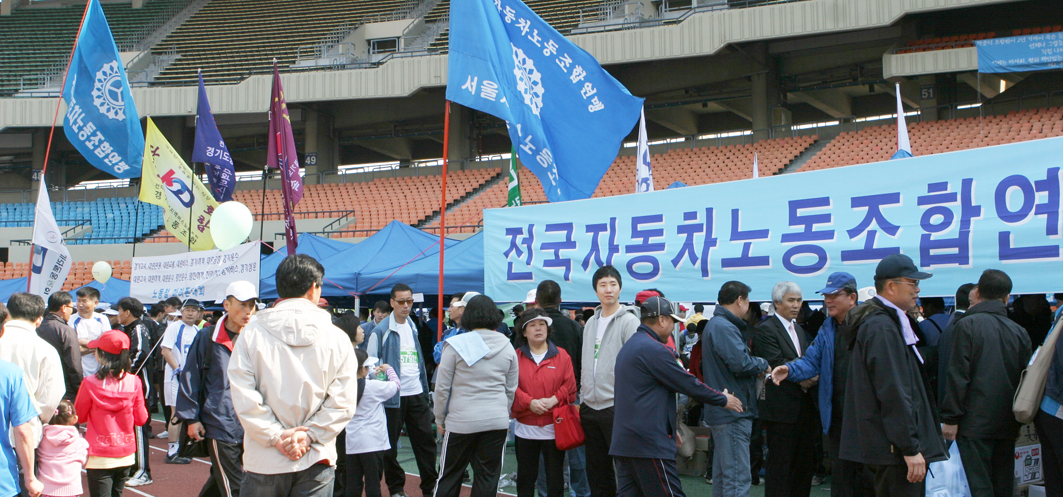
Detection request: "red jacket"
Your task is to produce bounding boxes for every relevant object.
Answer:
[512,342,576,427]
[74,373,148,458]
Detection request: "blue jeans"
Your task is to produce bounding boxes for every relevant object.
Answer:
[535,446,591,497]
[242,465,335,497]
[709,419,752,497]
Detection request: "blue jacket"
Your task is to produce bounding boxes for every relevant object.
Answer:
[611,325,727,460]
[1041,321,1063,416]
[701,306,769,425]
[176,321,243,444]
[433,326,467,364]
[366,314,430,409]
[786,316,837,434]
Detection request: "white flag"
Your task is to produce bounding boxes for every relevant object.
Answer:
[636,107,653,193]
[29,180,72,299]
[753,153,759,178]
[891,83,913,160]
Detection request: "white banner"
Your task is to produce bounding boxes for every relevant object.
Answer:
[130,241,259,302]
[29,181,72,300]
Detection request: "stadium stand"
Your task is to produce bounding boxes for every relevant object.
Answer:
[896,25,1062,54]
[0,0,180,96]
[798,107,1063,172]
[0,259,131,291]
[151,0,409,84]
[425,0,609,52]
[0,198,164,244]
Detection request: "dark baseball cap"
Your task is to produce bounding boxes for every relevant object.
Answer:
[640,296,683,322]
[818,272,857,294]
[875,254,932,281]
[182,299,204,309]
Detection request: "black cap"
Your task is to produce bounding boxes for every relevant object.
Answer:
[182,298,204,309]
[875,254,932,281]
[640,296,684,322]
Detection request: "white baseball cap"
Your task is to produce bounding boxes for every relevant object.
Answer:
[362,356,379,370]
[225,281,259,302]
[524,289,537,304]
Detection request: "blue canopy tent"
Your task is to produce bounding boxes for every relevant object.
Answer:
[667,181,688,189]
[75,278,132,305]
[259,233,362,299]
[0,278,28,303]
[359,231,484,296]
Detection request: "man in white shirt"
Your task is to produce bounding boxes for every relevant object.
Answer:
[68,287,110,378]
[161,299,202,464]
[366,283,436,497]
[0,293,65,447]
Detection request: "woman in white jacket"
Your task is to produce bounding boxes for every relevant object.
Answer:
[433,294,519,497]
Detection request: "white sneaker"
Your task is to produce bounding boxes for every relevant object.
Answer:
[157,431,168,439]
[126,475,153,487]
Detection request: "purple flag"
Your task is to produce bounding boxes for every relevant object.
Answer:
[192,71,235,202]
[267,63,303,254]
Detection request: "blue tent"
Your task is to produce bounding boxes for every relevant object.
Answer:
[0,278,28,303]
[359,231,484,296]
[667,181,688,189]
[76,278,132,305]
[259,233,361,299]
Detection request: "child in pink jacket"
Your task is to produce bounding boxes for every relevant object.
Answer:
[38,400,89,497]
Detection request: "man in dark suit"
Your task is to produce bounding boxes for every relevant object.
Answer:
[754,281,817,497]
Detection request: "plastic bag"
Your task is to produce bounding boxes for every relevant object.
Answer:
[925,442,971,497]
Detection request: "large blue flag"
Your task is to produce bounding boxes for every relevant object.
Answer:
[446,0,643,202]
[61,0,143,179]
[192,71,235,202]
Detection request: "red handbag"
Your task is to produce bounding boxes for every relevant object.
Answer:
[554,404,586,451]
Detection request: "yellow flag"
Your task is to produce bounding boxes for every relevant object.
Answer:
[140,117,219,251]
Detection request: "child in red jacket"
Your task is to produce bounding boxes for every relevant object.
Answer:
[75,330,149,497]
[38,400,89,497]
[511,309,576,497]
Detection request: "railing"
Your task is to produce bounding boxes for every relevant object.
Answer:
[121,0,201,52]
[127,46,180,84]
[249,209,354,222]
[320,223,483,238]
[420,224,484,235]
[320,210,358,232]
[401,13,449,52]
[579,1,643,25]
[295,43,365,68]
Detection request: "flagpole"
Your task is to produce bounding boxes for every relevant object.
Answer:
[27,0,93,292]
[187,162,196,252]
[437,100,450,343]
[131,195,141,258]
[258,165,268,245]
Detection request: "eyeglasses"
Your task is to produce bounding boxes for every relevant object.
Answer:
[892,279,920,288]
[392,299,415,305]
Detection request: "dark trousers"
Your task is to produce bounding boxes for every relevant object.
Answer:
[346,450,384,497]
[198,439,244,497]
[580,405,616,497]
[866,463,924,497]
[1035,410,1063,497]
[515,436,564,497]
[750,417,764,483]
[764,418,816,497]
[131,368,152,480]
[614,456,685,497]
[87,466,131,497]
[827,421,874,497]
[242,464,335,497]
[956,437,1014,497]
[383,394,438,496]
[334,429,346,497]
[434,429,508,497]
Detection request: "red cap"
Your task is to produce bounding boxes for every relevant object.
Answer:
[88,330,130,355]
[635,290,661,305]
[318,298,329,307]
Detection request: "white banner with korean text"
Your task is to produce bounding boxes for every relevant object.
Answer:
[130,241,259,302]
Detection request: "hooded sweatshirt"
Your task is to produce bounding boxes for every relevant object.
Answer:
[74,372,148,458]
[227,297,358,475]
[434,328,519,434]
[580,305,640,410]
[37,425,88,496]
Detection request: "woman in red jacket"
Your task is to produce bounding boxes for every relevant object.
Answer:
[511,309,576,497]
[75,330,149,497]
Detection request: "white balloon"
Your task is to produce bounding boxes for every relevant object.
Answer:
[211,201,254,251]
[91,261,112,284]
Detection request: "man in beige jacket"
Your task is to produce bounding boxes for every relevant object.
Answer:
[0,293,65,444]
[228,254,358,497]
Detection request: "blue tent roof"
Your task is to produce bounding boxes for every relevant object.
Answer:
[259,233,360,299]
[667,181,688,189]
[0,278,27,303]
[76,279,132,305]
[359,231,484,296]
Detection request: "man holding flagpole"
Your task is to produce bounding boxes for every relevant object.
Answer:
[268,62,303,255]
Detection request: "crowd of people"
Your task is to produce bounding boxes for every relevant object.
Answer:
[0,250,1060,497]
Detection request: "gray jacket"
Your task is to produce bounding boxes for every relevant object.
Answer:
[433,328,519,434]
[701,306,769,425]
[580,305,640,410]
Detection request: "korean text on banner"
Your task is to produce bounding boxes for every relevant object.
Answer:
[61,0,143,179]
[193,71,236,202]
[129,241,260,302]
[484,136,1063,302]
[977,33,1063,73]
[141,117,219,251]
[446,0,643,203]
[29,181,72,299]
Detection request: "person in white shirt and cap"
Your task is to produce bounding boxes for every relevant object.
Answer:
[161,299,203,464]
[70,287,110,378]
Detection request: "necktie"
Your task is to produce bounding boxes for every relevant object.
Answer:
[788,321,802,357]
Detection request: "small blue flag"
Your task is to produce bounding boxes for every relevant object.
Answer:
[61,0,143,179]
[446,0,643,202]
[192,71,235,202]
